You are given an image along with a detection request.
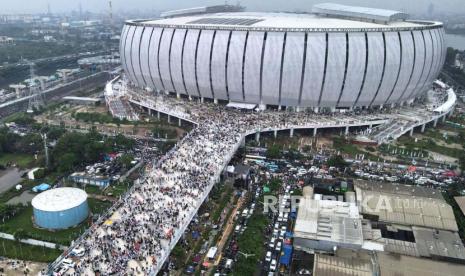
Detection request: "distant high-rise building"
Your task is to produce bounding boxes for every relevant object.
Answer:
[428,2,435,17]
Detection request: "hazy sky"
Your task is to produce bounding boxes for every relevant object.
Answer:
[2,0,465,15]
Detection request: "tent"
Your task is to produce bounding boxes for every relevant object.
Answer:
[226,102,257,110]
[32,183,51,193]
[279,244,293,266]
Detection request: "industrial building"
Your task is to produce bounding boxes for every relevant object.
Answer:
[293,180,465,276]
[62,96,101,106]
[31,187,89,229]
[69,172,111,188]
[293,196,364,252]
[354,181,458,231]
[121,3,445,110]
[313,252,373,276]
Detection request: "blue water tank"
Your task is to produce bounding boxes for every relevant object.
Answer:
[32,187,89,229]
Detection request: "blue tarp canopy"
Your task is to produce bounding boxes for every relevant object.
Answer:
[192,231,200,239]
[32,183,51,193]
[280,244,293,266]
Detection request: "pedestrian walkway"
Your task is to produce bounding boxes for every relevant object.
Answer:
[0,232,67,250]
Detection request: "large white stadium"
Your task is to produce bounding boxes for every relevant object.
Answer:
[120,3,446,110]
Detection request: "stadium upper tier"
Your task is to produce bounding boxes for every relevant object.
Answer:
[121,9,445,109]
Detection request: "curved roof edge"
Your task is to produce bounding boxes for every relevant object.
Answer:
[125,19,443,33]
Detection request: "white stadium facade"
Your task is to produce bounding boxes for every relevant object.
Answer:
[120,3,446,111]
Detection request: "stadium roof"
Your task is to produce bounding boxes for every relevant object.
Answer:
[134,11,440,32]
[312,3,409,24]
[160,5,244,18]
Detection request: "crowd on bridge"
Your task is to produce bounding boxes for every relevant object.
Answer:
[63,107,247,274]
[52,81,454,275]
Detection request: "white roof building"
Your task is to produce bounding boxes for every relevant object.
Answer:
[294,196,364,252]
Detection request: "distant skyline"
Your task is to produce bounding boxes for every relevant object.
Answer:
[2,0,465,15]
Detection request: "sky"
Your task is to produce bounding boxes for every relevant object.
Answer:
[2,0,465,15]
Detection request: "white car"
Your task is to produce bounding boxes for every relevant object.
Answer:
[270,259,277,272]
[61,258,75,269]
[269,237,276,248]
[71,247,85,257]
[275,241,282,252]
[265,251,272,262]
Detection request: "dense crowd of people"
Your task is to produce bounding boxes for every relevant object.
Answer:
[62,102,249,275]
[53,81,452,275]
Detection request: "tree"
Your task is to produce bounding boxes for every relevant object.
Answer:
[57,153,77,173]
[459,152,465,172]
[266,144,281,159]
[13,228,28,241]
[118,154,134,169]
[327,155,348,169]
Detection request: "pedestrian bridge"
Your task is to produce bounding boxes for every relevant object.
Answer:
[46,79,456,275]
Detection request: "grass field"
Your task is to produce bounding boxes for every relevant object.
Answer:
[1,198,112,246]
[0,153,35,168]
[397,136,462,158]
[105,181,133,197]
[0,238,62,262]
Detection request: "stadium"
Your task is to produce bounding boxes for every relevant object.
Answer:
[120,3,446,111]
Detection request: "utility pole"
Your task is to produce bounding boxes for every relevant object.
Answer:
[42,133,50,168]
[27,62,44,113]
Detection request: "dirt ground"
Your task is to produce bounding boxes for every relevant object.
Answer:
[0,258,46,276]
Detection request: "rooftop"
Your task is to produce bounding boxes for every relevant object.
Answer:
[413,226,465,260]
[294,197,363,247]
[133,11,440,31]
[354,181,458,231]
[313,253,373,276]
[31,187,87,212]
[377,252,465,276]
[312,3,409,24]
